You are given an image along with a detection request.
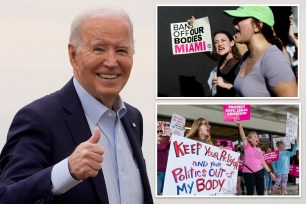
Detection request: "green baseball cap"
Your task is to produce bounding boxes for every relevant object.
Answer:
[224,6,275,27]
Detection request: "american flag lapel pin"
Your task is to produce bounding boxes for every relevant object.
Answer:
[132,123,136,128]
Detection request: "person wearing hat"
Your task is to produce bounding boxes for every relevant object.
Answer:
[222,6,297,97]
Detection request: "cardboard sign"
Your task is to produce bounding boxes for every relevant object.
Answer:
[223,105,250,122]
[215,139,234,151]
[157,121,171,136]
[263,150,279,164]
[170,17,212,55]
[285,112,298,143]
[163,135,240,196]
[170,113,186,137]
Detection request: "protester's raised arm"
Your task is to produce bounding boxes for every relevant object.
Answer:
[234,119,248,147]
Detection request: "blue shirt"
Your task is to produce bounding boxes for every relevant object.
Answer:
[272,145,297,174]
[51,77,143,204]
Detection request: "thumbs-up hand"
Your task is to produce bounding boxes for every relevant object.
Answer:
[88,128,101,144]
[68,128,104,180]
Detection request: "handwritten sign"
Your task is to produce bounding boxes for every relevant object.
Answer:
[285,112,298,143]
[263,150,279,164]
[170,17,212,55]
[215,139,234,151]
[157,121,170,136]
[170,113,186,137]
[163,135,240,196]
[223,105,250,122]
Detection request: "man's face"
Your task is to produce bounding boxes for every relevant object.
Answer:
[69,16,133,108]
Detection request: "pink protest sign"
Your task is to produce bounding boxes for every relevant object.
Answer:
[289,164,299,177]
[223,105,250,122]
[289,164,294,175]
[295,166,299,177]
[215,139,234,151]
[238,157,244,171]
[263,150,279,164]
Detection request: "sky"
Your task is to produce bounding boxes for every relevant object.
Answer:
[0,0,304,203]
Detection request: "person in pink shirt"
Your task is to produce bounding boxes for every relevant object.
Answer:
[157,129,170,195]
[235,143,245,195]
[235,119,275,195]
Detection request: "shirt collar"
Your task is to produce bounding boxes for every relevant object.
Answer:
[73,77,127,125]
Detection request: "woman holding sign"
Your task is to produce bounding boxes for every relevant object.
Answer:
[235,119,275,195]
[211,31,243,97]
[185,118,214,145]
[223,6,297,97]
[188,17,244,97]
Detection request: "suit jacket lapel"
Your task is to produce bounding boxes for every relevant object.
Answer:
[60,79,109,204]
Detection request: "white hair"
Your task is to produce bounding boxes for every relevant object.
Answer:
[69,7,134,51]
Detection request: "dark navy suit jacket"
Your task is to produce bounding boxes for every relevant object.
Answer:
[0,79,153,204]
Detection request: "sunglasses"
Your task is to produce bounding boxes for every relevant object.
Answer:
[157,130,163,133]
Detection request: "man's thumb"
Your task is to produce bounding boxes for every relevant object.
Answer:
[88,128,100,144]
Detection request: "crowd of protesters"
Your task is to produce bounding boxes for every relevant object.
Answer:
[157,117,299,196]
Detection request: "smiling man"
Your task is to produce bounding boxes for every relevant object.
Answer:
[0,7,153,204]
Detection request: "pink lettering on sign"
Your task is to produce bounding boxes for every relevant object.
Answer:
[263,150,279,164]
[174,41,207,54]
[223,104,250,122]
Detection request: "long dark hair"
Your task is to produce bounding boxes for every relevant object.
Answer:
[252,18,284,51]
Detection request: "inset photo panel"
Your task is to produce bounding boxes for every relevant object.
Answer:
[156,103,300,197]
[157,5,299,98]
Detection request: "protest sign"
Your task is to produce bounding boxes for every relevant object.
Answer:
[285,112,298,143]
[272,137,291,150]
[170,17,212,55]
[263,150,279,164]
[289,164,294,175]
[289,164,299,177]
[223,105,250,122]
[238,157,244,171]
[170,113,186,137]
[215,139,234,151]
[163,135,240,196]
[157,121,170,136]
[295,165,299,177]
